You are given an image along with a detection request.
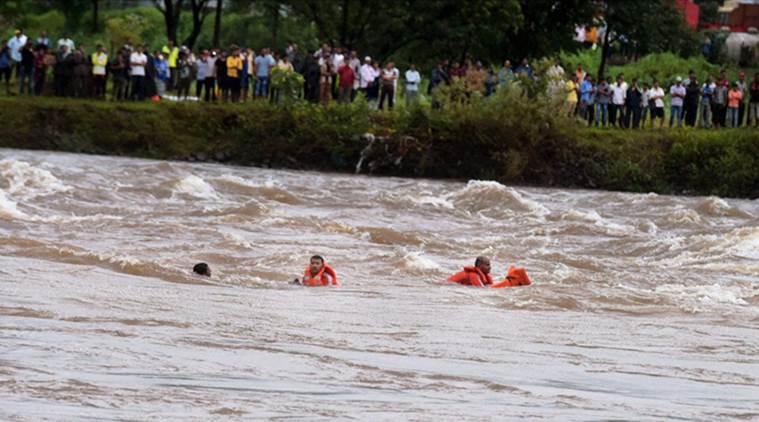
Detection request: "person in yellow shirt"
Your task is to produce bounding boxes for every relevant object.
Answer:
[90,44,108,99]
[161,39,179,91]
[565,75,579,117]
[226,47,243,102]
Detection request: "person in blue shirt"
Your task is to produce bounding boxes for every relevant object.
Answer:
[580,74,595,125]
[254,47,275,98]
[0,46,11,95]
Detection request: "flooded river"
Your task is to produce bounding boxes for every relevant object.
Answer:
[1,149,757,420]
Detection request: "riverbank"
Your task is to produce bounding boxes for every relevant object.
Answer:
[0,96,757,198]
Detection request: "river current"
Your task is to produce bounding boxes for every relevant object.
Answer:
[0,148,757,420]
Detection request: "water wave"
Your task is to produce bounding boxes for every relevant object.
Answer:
[451,180,550,216]
[0,159,70,198]
[172,175,219,200]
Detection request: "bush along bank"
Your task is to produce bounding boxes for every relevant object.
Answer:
[0,92,757,199]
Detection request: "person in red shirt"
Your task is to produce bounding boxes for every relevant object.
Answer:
[337,62,355,104]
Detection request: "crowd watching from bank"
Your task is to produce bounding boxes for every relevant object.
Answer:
[3,28,759,128]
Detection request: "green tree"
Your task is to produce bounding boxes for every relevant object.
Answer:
[597,0,699,80]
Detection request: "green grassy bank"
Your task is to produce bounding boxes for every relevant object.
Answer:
[0,96,757,199]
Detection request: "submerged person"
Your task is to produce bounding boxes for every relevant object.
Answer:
[448,256,531,287]
[295,255,339,286]
[193,262,211,277]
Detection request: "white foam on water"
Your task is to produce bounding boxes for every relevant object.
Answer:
[695,196,753,219]
[0,189,28,219]
[560,209,635,236]
[397,251,441,272]
[655,283,754,309]
[451,180,550,216]
[0,159,70,198]
[172,175,219,200]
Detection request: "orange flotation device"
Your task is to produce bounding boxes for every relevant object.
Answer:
[448,266,493,287]
[491,266,532,288]
[302,264,339,287]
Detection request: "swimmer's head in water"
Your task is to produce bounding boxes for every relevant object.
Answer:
[309,255,324,275]
[193,262,211,277]
[474,256,491,275]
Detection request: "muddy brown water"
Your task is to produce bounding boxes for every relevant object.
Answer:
[0,149,757,420]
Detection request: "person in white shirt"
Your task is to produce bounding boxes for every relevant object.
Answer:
[129,45,148,101]
[7,29,28,73]
[405,64,421,106]
[57,35,75,53]
[348,50,361,101]
[359,56,375,95]
[649,79,666,128]
[610,74,628,128]
[669,76,686,128]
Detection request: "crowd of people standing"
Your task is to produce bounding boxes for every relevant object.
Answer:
[4,27,759,129]
[563,63,759,129]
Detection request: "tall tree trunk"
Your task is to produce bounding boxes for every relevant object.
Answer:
[92,0,99,33]
[158,0,182,43]
[598,23,611,81]
[340,0,349,47]
[183,0,210,49]
[270,2,280,48]
[213,0,223,48]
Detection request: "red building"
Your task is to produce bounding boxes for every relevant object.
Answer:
[675,0,700,29]
[715,1,759,32]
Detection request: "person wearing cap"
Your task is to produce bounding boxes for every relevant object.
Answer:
[359,56,374,98]
[669,76,686,128]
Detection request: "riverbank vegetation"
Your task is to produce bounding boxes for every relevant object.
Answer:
[1,93,757,199]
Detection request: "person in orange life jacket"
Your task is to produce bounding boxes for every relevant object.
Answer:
[448,256,531,287]
[448,256,493,286]
[295,255,339,286]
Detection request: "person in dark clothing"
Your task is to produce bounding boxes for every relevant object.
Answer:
[304,55,320,103]
[429,61,450,109]
[71,48,89,98]
[144,51,158,99]
[33,45,49,95]
[216,52,228,102]
[19,43,35,95]
[53,45,73,96]
[110,49,128,100]
[684,74,700,127]
[625,79,643,129]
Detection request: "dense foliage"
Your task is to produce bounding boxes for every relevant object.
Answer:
[1,95,757,199]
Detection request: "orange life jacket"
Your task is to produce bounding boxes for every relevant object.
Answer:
[447,266,493,287]
[302,264,339,287]
[491,266,532,288]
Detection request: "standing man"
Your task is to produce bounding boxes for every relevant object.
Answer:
[91,44,108,99]
[700,76,715,128]
[669,77,686,128]
[162,40,179,91]
[713,75,728,128]
[565,74,579,118]
[18,41,34,95]
[625,78,643,129]
[336,59,355,104]
[226,46,243,102]
[57,34,75,53]
[7,30,28,79]
[379,62,398,110]
[36,31,50,49]
[610,74,627,128]
[649,79,665,129]
[359,56,374,98]
[129,44,148,101]
[684,73,700,127]
[736,71,748,127]
[595,76,611,127]
[319,52,333,106]
[405,64,421,106]
[254,48,275,99]
[749,73,759,128]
